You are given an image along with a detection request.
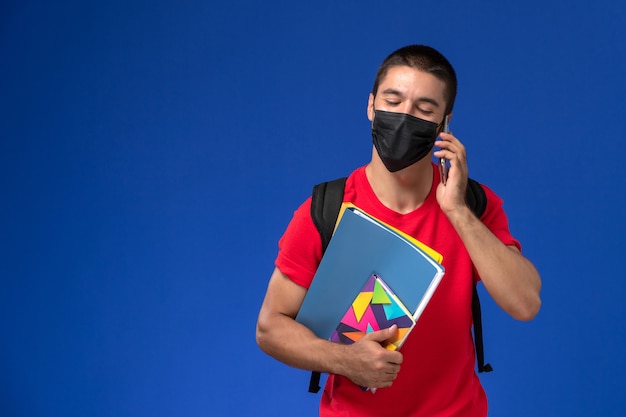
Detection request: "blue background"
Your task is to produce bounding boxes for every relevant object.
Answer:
[2,1,625,416]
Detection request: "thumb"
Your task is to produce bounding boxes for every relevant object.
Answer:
[364,325,398,343]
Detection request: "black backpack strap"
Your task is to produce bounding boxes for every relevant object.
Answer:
[308,371,322,394]
[311,178,347,254]
[466,178,487,218]
[466,178,493,373]
[472,284,493,373]
[307,177,347,393]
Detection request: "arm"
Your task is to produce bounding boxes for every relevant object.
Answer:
[435,132,542,321]
[445,207,541,320]
[256,267,403,388]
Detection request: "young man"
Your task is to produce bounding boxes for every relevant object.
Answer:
[256,45,541,417]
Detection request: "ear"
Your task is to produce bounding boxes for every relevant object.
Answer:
[367,93,375,122]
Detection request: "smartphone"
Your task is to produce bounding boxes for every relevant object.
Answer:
[439,115,450,185]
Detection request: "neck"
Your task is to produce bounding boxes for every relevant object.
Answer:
[365,149,434,214]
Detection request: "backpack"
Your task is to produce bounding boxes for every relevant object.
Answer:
[307,177,493,394]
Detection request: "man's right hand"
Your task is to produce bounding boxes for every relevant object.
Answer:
[341,325,404,388]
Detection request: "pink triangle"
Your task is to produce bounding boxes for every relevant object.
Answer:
[340,306,360,329]
[342,305,380,333]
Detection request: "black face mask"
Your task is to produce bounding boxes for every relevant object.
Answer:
[371,110,440,172]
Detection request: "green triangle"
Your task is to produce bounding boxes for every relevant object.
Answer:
[372,279,391,304]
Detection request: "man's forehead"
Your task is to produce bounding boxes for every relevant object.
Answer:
[376,67,446,106]
[378,66,444,88]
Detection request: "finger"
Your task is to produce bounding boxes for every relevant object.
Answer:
[438,131,457,143]
[384,363,402,374]
[438,132,465,155]
[363,325,397,343]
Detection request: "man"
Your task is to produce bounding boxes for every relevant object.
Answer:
[256,45,541,417]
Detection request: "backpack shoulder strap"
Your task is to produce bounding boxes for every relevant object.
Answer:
[466,178,493,373]
[307,177,347,393]
[472,284,493,373]
[311,177,347,254]
[466,177,487,218]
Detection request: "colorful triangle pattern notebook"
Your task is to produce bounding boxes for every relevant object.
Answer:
[297,206,445,342]
[330,274,416,351]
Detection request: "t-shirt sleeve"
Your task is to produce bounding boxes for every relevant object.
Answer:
[480,184,521,251]
[275,197,324,289]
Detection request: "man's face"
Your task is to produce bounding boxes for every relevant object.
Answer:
[367,65,448,125]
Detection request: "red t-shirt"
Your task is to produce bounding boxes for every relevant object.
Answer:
[276,164,520,417]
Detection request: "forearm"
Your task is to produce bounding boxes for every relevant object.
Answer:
[256,311,350,374]
[447,206,542,321]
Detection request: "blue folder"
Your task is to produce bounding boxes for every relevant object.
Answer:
[296,206,445,340]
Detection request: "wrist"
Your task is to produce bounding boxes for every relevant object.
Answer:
[311,339,352,376]
[444,204,476,228]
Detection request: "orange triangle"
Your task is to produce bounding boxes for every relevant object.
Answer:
[343,331,366,343]
[385,327,411,350]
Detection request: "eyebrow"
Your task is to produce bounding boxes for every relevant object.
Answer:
[380,88,441,107]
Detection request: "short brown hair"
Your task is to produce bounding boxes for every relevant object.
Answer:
[372,45,457,115]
